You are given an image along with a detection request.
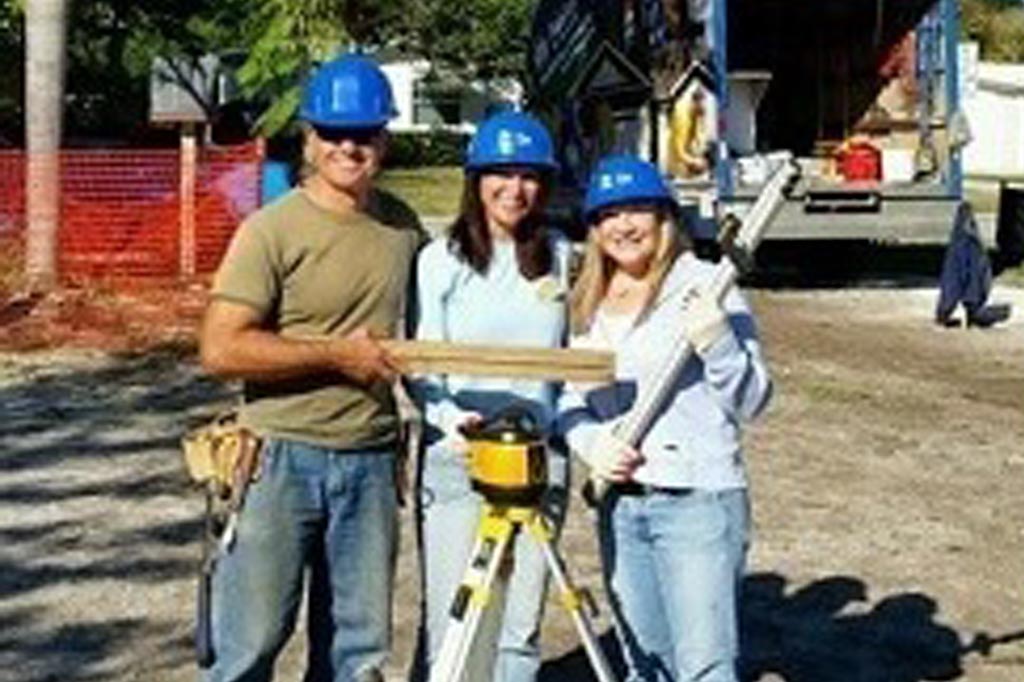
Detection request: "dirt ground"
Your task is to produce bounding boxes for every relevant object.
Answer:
[1,275,1022,682]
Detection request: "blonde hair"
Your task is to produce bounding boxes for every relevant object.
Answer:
[569,211,688,334]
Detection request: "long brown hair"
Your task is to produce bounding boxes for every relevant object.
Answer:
[447,170,553,280]
[569,210,689,334]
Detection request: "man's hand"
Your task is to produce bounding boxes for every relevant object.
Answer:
[680,288,730,353]
[201,301,403,385]
[588,425,645,482]
[330,327,404,385]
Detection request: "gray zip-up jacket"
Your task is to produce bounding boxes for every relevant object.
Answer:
[557,251,772,490]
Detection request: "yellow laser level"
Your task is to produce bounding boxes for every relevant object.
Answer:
[461,407,547,506]
[431,405,617,682]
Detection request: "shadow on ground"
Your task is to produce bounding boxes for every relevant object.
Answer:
[745,242,949,289]
[0,349,231,680]
[539,571,1023,682]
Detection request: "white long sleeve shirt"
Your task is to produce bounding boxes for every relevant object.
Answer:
[558,251,772,490]
[410,235,572,443]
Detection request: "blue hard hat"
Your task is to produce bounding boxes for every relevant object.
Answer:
[466,111,558,171]
[300,55,397,129]
[583,155,675,223]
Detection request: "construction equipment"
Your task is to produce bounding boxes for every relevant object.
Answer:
[530,0,966,245]
[585,157,800,505]
[462,408,549,505]
[429,407,617,682]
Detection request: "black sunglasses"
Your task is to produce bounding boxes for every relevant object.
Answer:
[313,126,384,146]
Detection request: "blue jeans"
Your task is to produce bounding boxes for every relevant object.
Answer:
[204,438,399,682]
[417,442,568,682]
[599,488,749,682]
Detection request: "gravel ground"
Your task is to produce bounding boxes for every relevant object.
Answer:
[1,283,1022,682]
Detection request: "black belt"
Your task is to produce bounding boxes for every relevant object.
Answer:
[612,482,693,497]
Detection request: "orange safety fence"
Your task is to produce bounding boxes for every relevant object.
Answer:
[0,142,261,284]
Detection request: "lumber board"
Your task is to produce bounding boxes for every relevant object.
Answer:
[380,339,614,382]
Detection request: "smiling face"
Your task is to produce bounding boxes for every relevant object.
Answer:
[593,204,663,277]
[305,125,385,200]
[478,168,543,238]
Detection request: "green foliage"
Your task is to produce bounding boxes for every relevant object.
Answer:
[387,0,534,82]
[377,165,464,216]
[0,3,22,143]
[6,0,534,142]
[985,9,1024,61]
[45,0,258,140]
[384,130,469,168]
[962,0,1024,62]
[235,0,350,136]
[238,0,534,136]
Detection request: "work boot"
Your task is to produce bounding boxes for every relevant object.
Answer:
[966,303,1012,328]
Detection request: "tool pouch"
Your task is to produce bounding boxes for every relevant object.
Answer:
[181,412,262,502]
[184,413,263,669]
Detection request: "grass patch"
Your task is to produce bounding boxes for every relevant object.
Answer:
[378,166,463,217]
[964,183,999,214]
[997,263,1024,287]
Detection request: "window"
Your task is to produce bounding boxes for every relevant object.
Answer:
[413,79,462,126]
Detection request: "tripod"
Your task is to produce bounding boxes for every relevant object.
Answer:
[428,501,617,682]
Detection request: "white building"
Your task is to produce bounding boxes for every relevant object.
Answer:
[962,56,1024,177]
[380,59,523,133]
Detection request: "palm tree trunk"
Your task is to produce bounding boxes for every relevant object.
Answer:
[24,0,69,290]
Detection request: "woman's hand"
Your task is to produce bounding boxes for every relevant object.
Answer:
[588,425,645,482]
[681,288,730,353]
[448,411,484,458]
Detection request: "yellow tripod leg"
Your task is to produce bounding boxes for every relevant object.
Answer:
[525,513,618,682]
[429,504,518,682]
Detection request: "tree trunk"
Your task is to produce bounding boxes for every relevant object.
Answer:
[24,0,69,290]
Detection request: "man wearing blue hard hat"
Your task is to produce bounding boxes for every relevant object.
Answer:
[199,53,423,682]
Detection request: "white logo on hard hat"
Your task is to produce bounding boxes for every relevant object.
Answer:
[497,130,516,156]
[332,79,358,111]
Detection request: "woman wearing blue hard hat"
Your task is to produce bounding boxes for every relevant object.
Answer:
[558,155,773,682]
[410,110,569,681]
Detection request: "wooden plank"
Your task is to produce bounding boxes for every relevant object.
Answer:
[380,339,614,382]
[179,122,198,279]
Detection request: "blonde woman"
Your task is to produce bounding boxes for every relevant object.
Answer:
[558,155,772,682]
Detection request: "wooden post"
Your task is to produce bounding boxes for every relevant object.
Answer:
[179,122,198,279]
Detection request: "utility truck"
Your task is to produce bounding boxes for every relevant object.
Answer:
[529,0,967,243]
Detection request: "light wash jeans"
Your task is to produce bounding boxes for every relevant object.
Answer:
[204,438,399,682]
[417,441,568,682]
[598,488,749,682]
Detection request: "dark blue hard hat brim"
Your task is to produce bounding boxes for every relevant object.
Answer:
[466,159,559,172]
[584,196,678,225]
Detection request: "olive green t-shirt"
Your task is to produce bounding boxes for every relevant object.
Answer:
[212,188,424,449]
